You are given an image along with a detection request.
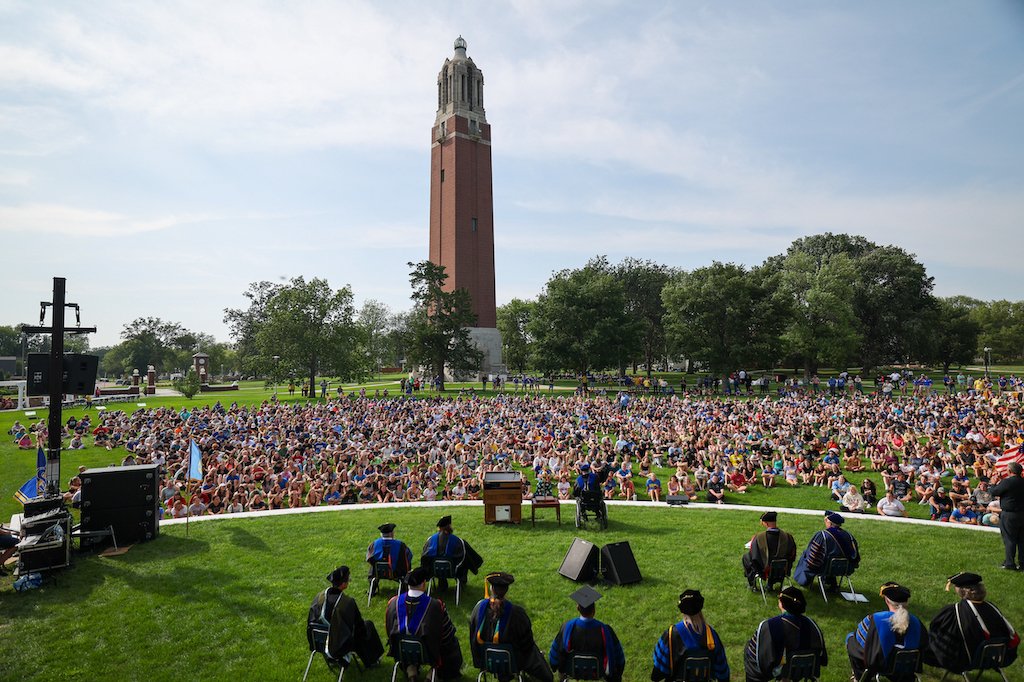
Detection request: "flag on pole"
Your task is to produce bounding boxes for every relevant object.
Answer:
[14,446,47,504]
[995,444,1024,472]
[188,440,203,481]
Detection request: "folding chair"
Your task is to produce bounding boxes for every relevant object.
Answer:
[304,623,346,682]
[941,637,1011,682]
[777,650,820,682]
[369,560,401,607]
[756,558,793,606]
[561,653,601,680]
[476,644,523,682]
[673,652,712,682]
[390,636,437,682]
[860,647,921,682]
[815,557,854,603]
[426,558,460,605]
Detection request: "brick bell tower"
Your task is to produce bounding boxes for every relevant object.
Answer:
[429,36,503,375]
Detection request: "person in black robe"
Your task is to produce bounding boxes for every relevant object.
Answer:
[385,566,463,680]
[742,511,797,588]
[469,572,553,682]
[793,511,859,589]
[845,582,929,681]
[651,589,729,682]
[421,514,483,592]
[926,572,1019,674]
[306,565,383,668]
[367,521,414,588]
[744,587,828,682]
[549,586,625,682]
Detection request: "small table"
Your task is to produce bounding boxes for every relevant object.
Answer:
[531,497,561,527]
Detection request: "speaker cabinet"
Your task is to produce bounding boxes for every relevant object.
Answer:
[26,353,99,396]
[601,541,642,585]
[81,464,159,510]
[558,537,599,582]
[666,495,690,506]
[80,505,159,546]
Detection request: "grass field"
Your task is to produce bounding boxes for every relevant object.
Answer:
[0,505,1019,681]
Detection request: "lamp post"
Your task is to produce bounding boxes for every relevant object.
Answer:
[272,355,280,399]
[983,347,992,379]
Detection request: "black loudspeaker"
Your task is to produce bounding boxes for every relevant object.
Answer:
[26,353,99,396]
[23,496,65,519]
[79,506,159,546]
[666,495,689,506]
[601,541,642,585]
[80,464,160,546]
[80,464,159,510]
[558,537,599,582]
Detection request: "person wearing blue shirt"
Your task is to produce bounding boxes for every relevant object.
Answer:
[550,586,625,682]
[846,582,928,680]
[651,589,729,681]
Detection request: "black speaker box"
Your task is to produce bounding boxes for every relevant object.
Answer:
[666,495,689,506]
[80,505,159,546]
[26,353,99,396]
[558,537,599,582]
[601,541,642,585]
[81,464,159,510]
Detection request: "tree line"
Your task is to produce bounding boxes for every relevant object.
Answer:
[1,232,1020,386]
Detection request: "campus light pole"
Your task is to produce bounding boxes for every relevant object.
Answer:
[272,355,280,398]
[983,347,992,378]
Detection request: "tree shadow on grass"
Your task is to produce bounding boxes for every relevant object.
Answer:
[223,525,271,552]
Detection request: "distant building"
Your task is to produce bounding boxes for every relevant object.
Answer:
[0,356,16,378]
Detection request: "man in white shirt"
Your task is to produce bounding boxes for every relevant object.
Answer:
[876,490,907,517]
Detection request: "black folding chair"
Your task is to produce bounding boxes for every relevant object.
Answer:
[941,637,1011,682]
[756,558,793,606]
[390,636,437,682]
[426,558,460,605]
[476,643,523,682]
[777,650,820,682]
[860,647,920,682]
[815,557,854,603]
[304,623,346,682]
[562,653,601,680]
[369,560,402,607]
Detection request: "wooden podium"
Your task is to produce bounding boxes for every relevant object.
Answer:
[483,471,522,524]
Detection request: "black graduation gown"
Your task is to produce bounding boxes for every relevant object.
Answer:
[742,529,796,586]
[744,613,828,682]
[846,611,928,680]
[385,591,464,680]
[926,600,1019,673]
[549,617,626,682]
[421,531,484,583]
[469,598,553,682]
[307,588,379,664]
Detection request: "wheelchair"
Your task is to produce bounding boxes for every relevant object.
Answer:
[574,493,608,530]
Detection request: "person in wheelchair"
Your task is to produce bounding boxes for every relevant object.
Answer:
[469,572,553,682]
[367,522,414,592]
[420,515,483,593]
[925,572,1019,674]
[573,462,610,518]
[385,567,463,680]
[307,565,383,669]
[651,589,729,681]
[549,586,625,682]
[743,587,828,682]
[845,582,929,681]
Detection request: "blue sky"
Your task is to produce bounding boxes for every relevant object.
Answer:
[1,1,1022,346]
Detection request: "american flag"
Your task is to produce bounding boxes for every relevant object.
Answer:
[995,444,1024,472]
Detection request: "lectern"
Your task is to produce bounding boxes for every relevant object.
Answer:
[482,471,522,524]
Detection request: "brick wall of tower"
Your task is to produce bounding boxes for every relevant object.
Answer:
[428,114,496,329]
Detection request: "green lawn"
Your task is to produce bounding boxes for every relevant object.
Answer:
[0,506,1018,681]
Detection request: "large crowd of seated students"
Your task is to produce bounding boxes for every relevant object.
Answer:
[7,375,1016,523]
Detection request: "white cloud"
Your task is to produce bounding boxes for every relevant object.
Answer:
[0,204,212,237]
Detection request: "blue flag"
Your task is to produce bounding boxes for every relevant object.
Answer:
[188,440,203,481]
[14,446,47,504]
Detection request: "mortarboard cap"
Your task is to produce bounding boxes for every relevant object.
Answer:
[485,572,515,590]
[678,589,705,615]
[778,587,806,615]
[760,511,778,523]
[946,572,983,591]
[378,523,396,534]
[326,565,350,585]
[437,515,453,528]
[569,585,602,610]
[879,582,911,602]
[824,510,845,525]
[407,566,430,587]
